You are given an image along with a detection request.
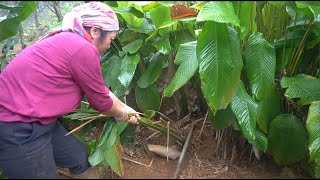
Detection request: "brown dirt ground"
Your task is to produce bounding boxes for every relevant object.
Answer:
[108,121,310,179]
[60,118,311,179]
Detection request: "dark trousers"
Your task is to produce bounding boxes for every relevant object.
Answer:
[0,120,90,179]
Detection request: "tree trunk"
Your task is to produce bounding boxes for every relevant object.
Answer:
[33,5,40,28]
[53,1,63,21]
[18,24,26,49]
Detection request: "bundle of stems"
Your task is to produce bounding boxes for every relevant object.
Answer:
[64,109,186,143]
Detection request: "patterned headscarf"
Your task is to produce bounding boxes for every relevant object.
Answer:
[39,2,119,43]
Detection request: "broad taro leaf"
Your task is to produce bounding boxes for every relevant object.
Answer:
[135,83,161,113]
[307,100,320,162]
[163,41,198,97]
[197,21,242,112]
[230,81,258,143]
[268,114,307,165]
[281,74,320,106]
[137,52,165,88]
[245,32,276,101]
[118,54,140,88]
[197,1,240,27]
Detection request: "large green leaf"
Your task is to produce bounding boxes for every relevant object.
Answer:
[245,32,276,101]
[281,74,320,105]
[268,114,307,165]
[0,4,22,11]
[0,1,37,42]
[103,139,124,176]
[118,54,140,88]
[112,6,144,18]
[127,18,155,34]
[122,39,143,54]
[149,5,172,36]
[118,13,144,29]
[89,121,127,176]
[98,120,115,147]
[102,56,127,97]
[274,29,317,49]
[151,35,171,55]
[230,81,258,143]
[88,148,103,166]
[197,21,242,112]
[102,55,121,87]
[197,1,240,27]
[210,105,237,131]
[163,41,198,97]
[256,85,281,134]
[252,128,268,152]
[295,1,320,19]
[135,83,161,113]
[307,100,320,162]
[137,52,165,88]
[172,27,196,50]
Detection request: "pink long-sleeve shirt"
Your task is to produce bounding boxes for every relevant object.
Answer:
[0,32,113,124]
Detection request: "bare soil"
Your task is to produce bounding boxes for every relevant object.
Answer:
[100,121,310,179]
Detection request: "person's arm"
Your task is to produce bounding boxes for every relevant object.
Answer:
[69,44,140,124]
[102,91,140,124]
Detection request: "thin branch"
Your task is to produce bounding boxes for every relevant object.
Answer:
[64,115,103,136]
[46,2,56,14]
[146,131,159,141]
[167,121,170,162]
[155,111,176,124]
[57,169,71,179]
[196,110,209,140]
[122,156,154,168]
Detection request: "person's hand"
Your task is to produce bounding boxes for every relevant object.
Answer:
[115,105,140,124]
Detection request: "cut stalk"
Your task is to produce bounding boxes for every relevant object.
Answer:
[139,117,185,143]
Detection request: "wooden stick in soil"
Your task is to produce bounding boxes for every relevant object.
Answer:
[196,110,208,140]
[172,122,195,179]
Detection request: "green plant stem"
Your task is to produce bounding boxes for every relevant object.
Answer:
[288,19,314,77]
